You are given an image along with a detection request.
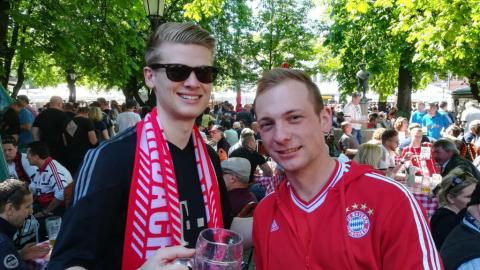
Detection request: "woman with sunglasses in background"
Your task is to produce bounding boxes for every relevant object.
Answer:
[430,168,477,250]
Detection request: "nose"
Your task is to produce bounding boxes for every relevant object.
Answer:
[272,122,292,144]
[183,70,201,88]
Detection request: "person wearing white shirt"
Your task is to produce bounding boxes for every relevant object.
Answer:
[116,100,141,132]
[461,101,480,133]
[342,93,367,144]
[378,130,402,178]
[2,136,37,183]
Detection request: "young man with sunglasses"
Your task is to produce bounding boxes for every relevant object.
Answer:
[252,69,442,269]
[49,23,231,270]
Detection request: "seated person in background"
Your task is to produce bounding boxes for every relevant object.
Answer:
[433,139,480,179]
[229,133,272,182]
[460,120,480,161]
[0,179,50,269]
[2,135,37,184]
[443,125,464,151]
[221,157,257,217]
[26,142,73,218]
[398,123,436,151]
[430,168,477,250]
[228,128,253,156]
[401,127,437,176]
[394,117,409,142]
[208,125,230,161]
[441,183,480,270]
[353,143,382,170]
[367,112,379,129]
[337,121,359,159]
[378,130,402,176]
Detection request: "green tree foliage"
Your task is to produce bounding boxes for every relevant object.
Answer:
[0,0,225,102]
[206,0,257,91]
[248,0,317,72]
[311,38,341,79]
[326,0,432,115]
[1,0,323,102]
[394,0,480,102]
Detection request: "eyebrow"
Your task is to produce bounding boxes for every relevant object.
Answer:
[258,109,303,122]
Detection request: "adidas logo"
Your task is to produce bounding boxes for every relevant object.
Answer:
[270,219,279,232]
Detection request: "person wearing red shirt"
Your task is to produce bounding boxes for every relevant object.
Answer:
[401,127,438,176]
[253,68,442,270]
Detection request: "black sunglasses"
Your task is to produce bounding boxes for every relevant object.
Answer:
[148,63,219,84]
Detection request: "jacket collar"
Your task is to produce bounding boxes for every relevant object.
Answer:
[38,157,53,172]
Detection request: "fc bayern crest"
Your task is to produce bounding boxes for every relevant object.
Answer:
[346,210,370,238]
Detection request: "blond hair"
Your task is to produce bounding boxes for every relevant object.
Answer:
[353,143,382,169]
[410,127,423,135]
[145,22,216,65]
[89,107,103,122]
[254,68,324,114]
[438,167,478,206]
[394,117,407,131]
[371,128,386,141]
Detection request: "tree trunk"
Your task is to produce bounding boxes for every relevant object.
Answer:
[0,0,11,87]
[468,73,480,102]
[396,49,414,119]
[10,60,24,99]
[66,70,76,103]
[378,92,387,112]
[3,21,19,87]
[122,74,145,106]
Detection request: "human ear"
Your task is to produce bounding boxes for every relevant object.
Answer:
[143,67,156,89]
[4,203,14,217]
[319,106,333,133]
[446,193,455,205]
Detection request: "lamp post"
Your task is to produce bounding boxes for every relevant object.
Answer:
[143,0,165,29]
[143,0,165,106]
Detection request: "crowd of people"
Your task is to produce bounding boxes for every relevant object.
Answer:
[0,22,479,270]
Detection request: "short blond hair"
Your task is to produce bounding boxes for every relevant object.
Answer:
[353,143,382,169]
[88,107,103,122]
[410,127,423,136]
[255,68,324,114]
[145,22,216,65]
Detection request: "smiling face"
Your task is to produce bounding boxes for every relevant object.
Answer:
[144,42,213,122]
[255,80,332,174]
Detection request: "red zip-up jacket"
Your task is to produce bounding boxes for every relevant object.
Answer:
[253,161,443,270]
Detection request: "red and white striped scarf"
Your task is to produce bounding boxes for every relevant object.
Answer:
[122,108,224,270]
